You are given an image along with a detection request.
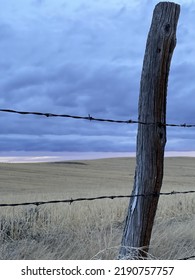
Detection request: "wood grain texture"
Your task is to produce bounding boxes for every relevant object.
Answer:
[119,2,180,259]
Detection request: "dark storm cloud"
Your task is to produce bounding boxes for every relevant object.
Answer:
[0,132,135,152]
[2,67,47,92]
[167,62,195,124]
[45,63,139,117]
[0,0,194,153]
[1,61,139,117]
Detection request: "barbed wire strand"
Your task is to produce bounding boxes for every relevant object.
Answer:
[1,109,195,260]
[0,190,194,261]
[0,190,195,208]
[179,255,195,260]
[0,108,195,127]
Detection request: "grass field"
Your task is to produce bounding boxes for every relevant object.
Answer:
[0,157,195,259]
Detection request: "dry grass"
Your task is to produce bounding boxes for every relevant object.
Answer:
[0,157,194,259]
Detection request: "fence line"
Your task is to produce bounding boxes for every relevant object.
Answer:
[0,108,195,261]
[0,190,195,207]
[0,108,195,127]
[0,190,195,261]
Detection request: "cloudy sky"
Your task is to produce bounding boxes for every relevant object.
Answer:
[0,0,195,158]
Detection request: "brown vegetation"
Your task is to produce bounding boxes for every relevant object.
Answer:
[0,157,194,259]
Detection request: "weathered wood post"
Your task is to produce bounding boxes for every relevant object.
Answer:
[119,2,180,259]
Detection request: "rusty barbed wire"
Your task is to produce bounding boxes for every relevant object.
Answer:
[0,190,195,208]
[0,108,195,127]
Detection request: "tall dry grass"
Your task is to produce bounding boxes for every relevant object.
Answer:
[0,157,194,259]
[0,195,194,259]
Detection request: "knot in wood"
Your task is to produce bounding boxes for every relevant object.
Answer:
[164,23,170,33]
[157,48,161,53]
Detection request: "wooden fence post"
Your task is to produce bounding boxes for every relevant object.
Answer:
[119,2,180,259]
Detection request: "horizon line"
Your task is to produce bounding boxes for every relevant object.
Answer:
[0,151,195,163]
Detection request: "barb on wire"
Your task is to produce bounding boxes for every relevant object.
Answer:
[0,190,195,208]
[0,108,195,127]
